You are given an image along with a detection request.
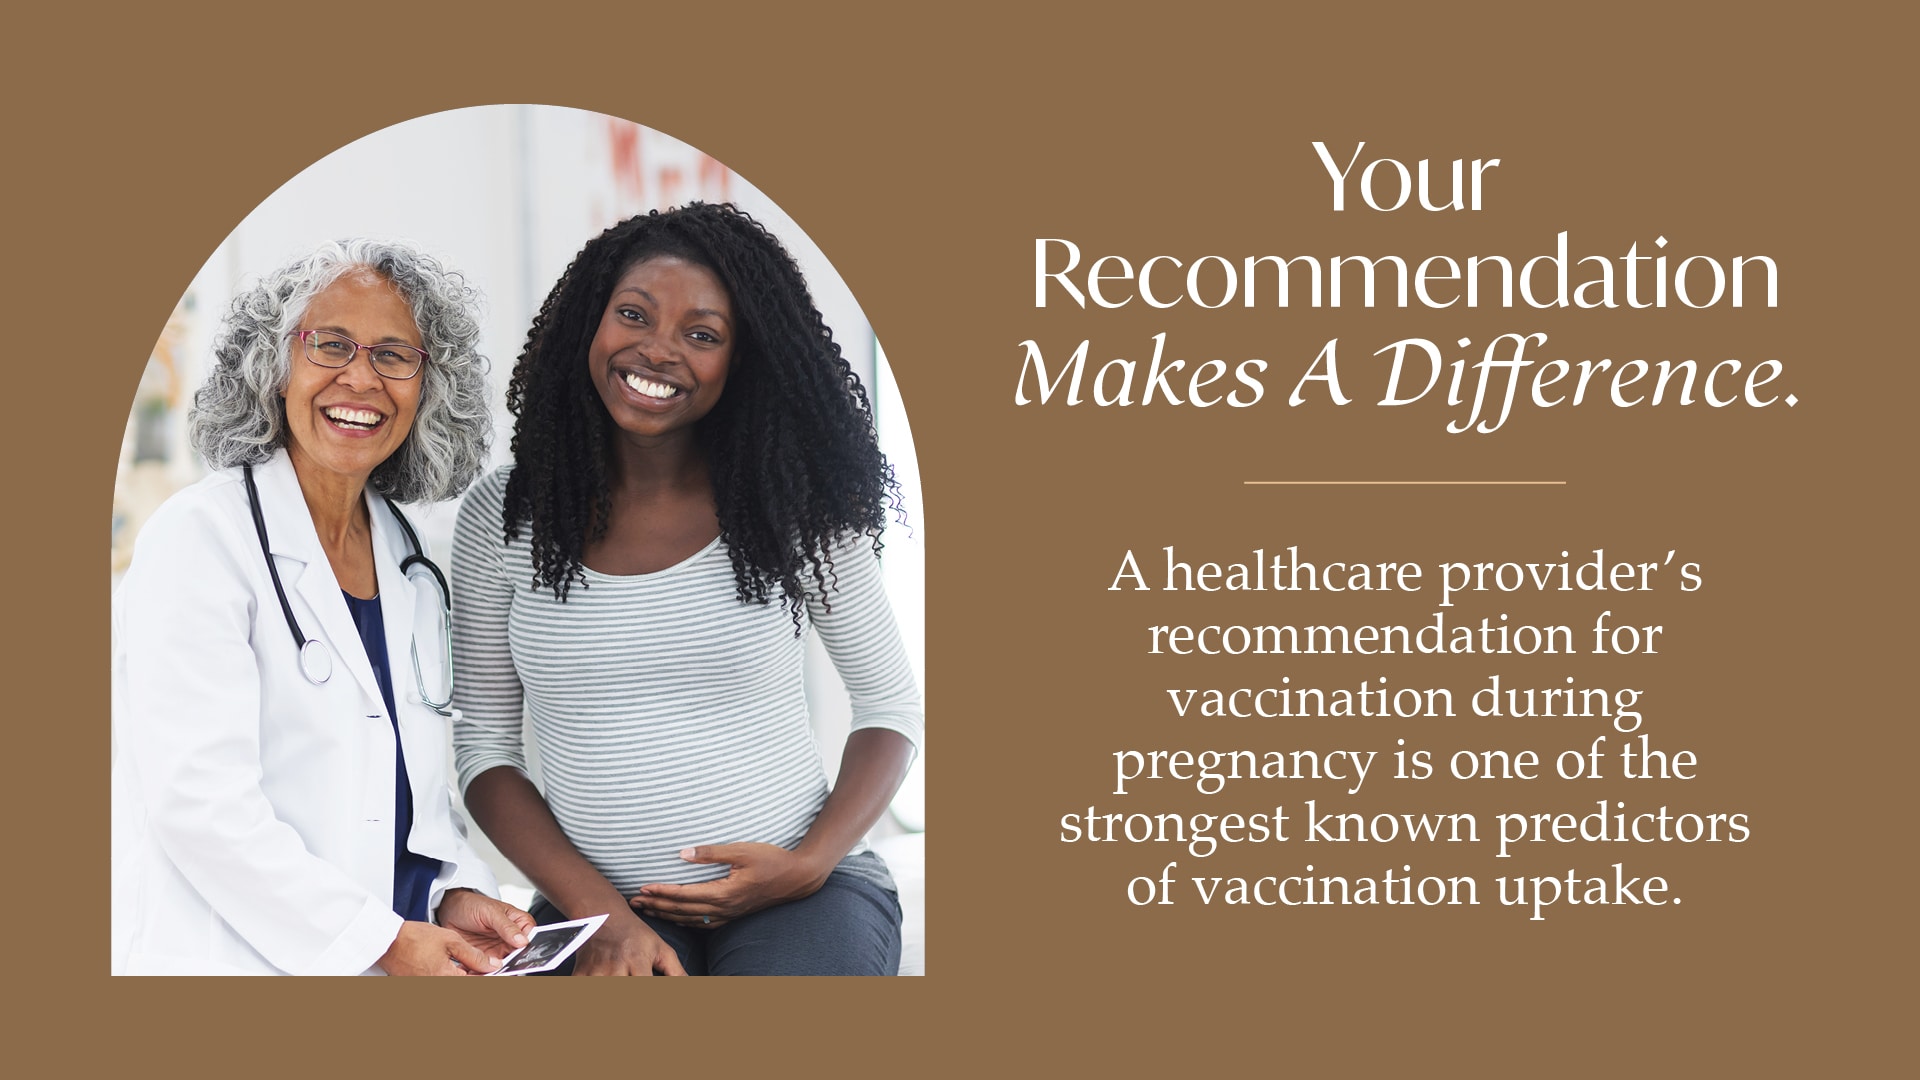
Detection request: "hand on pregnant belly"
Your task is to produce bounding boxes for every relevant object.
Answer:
[631,843,833,928]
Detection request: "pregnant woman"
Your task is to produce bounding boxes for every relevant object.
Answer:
[453,203,921,975]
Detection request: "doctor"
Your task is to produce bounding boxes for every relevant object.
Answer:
[112,240,533,975]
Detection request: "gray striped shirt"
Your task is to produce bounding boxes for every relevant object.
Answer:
[450,467,922,894]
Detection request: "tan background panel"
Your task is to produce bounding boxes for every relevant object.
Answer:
[8,3,1907,1073]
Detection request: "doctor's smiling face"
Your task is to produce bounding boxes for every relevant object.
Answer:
[281,269,425,488]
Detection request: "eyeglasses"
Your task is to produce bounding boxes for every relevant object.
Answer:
[289,330,429,380]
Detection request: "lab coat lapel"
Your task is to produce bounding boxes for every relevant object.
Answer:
[254,450,388,713]
[371,496,435,753]
[371,498,451,858]
[369,497,418,718]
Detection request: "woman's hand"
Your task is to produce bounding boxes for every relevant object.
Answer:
[436,888,536,961]
[570,911,687,976]
[376,920,505,976]
[630,844,833,928]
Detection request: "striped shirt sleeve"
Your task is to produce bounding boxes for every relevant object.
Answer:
[450,469,529,792]
[811,534,924,758]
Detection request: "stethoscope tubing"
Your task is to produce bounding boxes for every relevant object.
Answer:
[242,463,453,712]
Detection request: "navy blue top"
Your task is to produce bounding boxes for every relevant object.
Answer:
[342,590,442,923]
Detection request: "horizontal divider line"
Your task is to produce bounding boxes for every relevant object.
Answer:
[1243,480,1567,486]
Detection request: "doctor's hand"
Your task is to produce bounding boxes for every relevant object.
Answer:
[569,910,686,976]
[377,920,504,976]
[631,843,832,928]
[436,888,536,961]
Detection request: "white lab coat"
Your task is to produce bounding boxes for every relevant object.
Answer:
[111,448,499,975]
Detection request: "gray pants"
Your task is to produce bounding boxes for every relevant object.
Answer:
[530,867,902,976]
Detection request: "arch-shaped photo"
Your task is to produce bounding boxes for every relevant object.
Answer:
[110,105,926,977]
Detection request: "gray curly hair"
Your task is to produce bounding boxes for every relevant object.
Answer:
[188,238,492,503]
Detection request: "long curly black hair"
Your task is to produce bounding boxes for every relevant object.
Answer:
[503,203,901,625]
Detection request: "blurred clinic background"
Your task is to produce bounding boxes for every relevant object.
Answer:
[111,106,926,973]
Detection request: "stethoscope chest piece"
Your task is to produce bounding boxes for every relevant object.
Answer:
[298,638,334,685]
[244,462,451,709]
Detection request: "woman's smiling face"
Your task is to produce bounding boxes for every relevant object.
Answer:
[281,269,424,487]
[587,255,734,445]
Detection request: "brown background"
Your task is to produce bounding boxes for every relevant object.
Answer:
[8,3,1909,1073]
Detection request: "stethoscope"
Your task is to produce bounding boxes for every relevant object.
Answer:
[243,463,455,715]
